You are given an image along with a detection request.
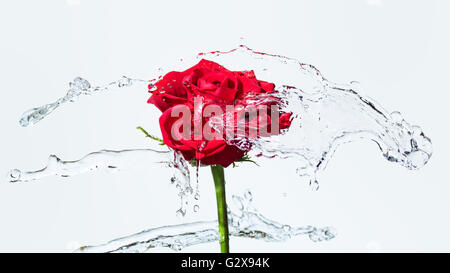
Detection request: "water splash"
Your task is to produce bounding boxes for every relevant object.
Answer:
[7,149,169,183]
[169,151,197,217]
[15,45,432,190]
[7,45,432,252]
[6,147,200,215]
[6,148,336,252]
[76,191,336,253]
[19,76,147,127]
[203,45,432,188]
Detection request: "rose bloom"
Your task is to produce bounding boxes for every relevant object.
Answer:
[148,59,292,167]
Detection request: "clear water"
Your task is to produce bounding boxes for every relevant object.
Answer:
[6,147,336,252]
[202,46,432,188]
[19,76,146,127]
[7,45,432,252]
[7,147,200,219]
[76,191,336,253]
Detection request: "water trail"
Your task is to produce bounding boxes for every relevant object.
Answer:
[19,76,148,127]
[7,148,170,183]
[76,191,336,253]
[203,45,432,188]
[6,148,199,217]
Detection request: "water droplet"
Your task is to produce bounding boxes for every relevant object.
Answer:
[7,169,21,183]
[244,190,253,201]
[176,208,186,218]
[349,80,361,91]
[170,244,182,251]
[310,180,320,191]
[308,227,337,242]
[71,77,91,90]
[185,186,193,195]
[118,76,132,87]
[390,111,403,124]
[282,225,291,232]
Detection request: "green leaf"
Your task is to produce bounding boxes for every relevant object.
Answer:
[234,155,260,167]
[136,126,165,145]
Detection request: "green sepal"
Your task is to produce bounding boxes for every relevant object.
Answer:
[136,126,165,145]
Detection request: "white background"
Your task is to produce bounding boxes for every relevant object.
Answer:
[0,0,449,252]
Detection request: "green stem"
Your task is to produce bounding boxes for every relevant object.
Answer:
[210,165,230,253]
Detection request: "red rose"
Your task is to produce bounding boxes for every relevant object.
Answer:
[148,59,292,167]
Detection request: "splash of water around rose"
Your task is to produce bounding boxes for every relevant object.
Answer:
[202,46,432,188]
[15,46,433,190]
[7,45,432,252]
[9,45,433,208]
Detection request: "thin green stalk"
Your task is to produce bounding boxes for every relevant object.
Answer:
[210,165,229,253]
